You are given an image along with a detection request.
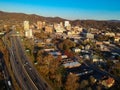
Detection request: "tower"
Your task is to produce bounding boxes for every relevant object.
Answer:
[24,21,29,30]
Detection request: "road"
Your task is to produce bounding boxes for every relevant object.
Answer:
[9,31,51,90]
[10,36,37,90]
[0,57,13,90]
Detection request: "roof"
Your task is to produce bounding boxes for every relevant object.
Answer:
[63,61,81,68]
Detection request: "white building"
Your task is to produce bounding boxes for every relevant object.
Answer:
[24,21,29,30]
[63,61,81,68]
[54,23,65,33]
[64,21,70,27]
[37,21,43,29]
[72,48,81,53]
[25,29,33,38]
[86,33,94,39]
[105,32,115,37]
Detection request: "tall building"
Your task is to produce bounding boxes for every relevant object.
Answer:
[37,21,43,29]
[24,21,29,30]
[25,29,33,38]
[60,22,63,27]
[45,25,53,33]
[42,21,46,27]
[64,21,70,27]
[64,21,71,30]
[54,23,65,33]
[23,21,33,38]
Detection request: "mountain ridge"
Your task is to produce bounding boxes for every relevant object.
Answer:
[0,10,120,30]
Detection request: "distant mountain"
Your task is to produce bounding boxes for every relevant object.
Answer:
[0,11,66,23]
[0,10,120,30]
[108,20,120,23]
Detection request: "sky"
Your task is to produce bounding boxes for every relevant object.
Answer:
[0,0,120,20]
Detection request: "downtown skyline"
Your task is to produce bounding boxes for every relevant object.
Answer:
[0,0,120,20]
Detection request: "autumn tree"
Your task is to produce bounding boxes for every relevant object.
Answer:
[58,39,76,51]
[80,80,89,89]
[65,73,79,90]
[64,50,74,58]
[89,76,96,85]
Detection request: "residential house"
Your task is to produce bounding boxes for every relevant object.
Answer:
[72,48,81,53]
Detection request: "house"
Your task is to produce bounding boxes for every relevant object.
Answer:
[114,36,120,42]
[96,41,103,45]
[63,61,81,68]
[45,25,53,33]
[105,32,115,37]
[85,45,90,50]
[49,51,61,56]
[61,55,68,59]
[44,48,55,52]
[83,54,90,60]
[91,55,103,63]
[101,77,115,88]
[86,33,94,39]
[72,48,81,53]
[103,41,110,45]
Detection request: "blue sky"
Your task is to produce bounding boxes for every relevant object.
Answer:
[0,0,120,20]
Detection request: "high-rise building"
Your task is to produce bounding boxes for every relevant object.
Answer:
[23,21,33,38]
[37,21,43,29]
[54,23,65,33]
[25,29,33,38]
[42,21,46,27]
[45,25,53,33]
[64,21,70,27]
[24,21,29,30]
[60,22,63,27]
[64,21,71,30]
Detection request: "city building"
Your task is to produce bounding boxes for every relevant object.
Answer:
[45,25,53,33]
[54,23,65,33]
[25,29,33,38]
[72,48,81,53]
[24,21,29,30]
[42,21,46,27]
[63,61,81,68]
[64,21,70,27]
[73,26,83,32]
[105,32,115,37]
[101,77,115,88]
[60,22,63,27]
[86,33,94,39]
[114,36,120,42]
[64,21,71,30]
[37,21,43,29]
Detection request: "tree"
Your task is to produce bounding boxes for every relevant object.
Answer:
[96,86,102,90]
[65,73,79,90]
[58,39,76,51]
[89,76,96,85]
[64,50,74,58]
[80,80,89,89]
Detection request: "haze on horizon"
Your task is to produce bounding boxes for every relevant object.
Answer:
[0,0,120,20]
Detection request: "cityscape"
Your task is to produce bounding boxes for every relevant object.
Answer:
[0,0,120,90]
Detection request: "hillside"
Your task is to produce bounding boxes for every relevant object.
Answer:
[0,10,120,31]
[0,11,65,23]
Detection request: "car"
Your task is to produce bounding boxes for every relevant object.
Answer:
[25,62,28,65]
[29,67,32,70]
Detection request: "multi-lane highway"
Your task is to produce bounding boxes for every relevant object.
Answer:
[8,31,51,90]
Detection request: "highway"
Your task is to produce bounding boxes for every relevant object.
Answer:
[10,36,37,90]
[9,31,51,90]
[0,56,13,90]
